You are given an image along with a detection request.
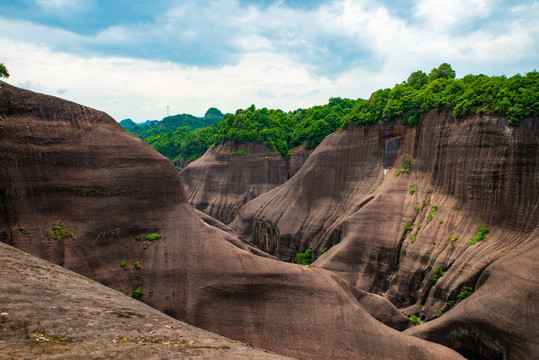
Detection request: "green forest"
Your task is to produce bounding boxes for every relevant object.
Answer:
[121,64,538,163]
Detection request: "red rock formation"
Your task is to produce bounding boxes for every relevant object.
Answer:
[0,82,462,359]
[406,239,539,360]
[180,141,310,224]
[0,242,292,359]
[230,111,538,357]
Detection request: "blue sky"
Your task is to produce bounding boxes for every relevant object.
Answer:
[1,0,538,122]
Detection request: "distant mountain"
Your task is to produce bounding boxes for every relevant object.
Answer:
[119,118,138,131]
[120,107,224,138]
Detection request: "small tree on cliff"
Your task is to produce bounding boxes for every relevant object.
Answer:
[0,63,9,78]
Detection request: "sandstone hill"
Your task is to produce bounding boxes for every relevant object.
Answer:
[0,241,291,359]
[229,111,538,358]
[0,81,464,359]
[180,141,310,224]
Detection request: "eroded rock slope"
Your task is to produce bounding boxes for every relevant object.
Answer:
[0,82,463,360]
[230,111,539,358]
[180,142,309,224]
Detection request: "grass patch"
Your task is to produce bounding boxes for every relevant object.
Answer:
[145,233,162,241]
[120,260,127,268]
[411,236,416,244]
[231,150,246,156]
[409,184,415,195]
[134,261,141,269]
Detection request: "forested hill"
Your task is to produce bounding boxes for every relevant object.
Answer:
[124,64,538,163]
[120,107,224,138]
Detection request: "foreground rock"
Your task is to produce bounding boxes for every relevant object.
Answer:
[0,82,462,359]
[0,242,291,360]
[230,111,539,357]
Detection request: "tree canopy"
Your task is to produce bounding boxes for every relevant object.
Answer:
[125,64,538,162]
[0,63,9,78]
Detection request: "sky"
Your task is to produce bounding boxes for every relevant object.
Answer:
[1,0,538,122]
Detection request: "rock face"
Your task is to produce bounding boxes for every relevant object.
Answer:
[230,111,539,357]
[406,239,539,360]
[180,142,310,224]
[0,242,292,360]
[0,82,463,360]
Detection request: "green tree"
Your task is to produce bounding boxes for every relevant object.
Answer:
[428,63,456,80]
[0,63,9,78]
[406,70,428,89]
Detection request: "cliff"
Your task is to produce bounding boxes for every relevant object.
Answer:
[180,141,310,224]
[230,111,538,358]
[0,81,462,360]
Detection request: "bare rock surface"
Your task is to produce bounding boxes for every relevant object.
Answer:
[0,242,292,360]
[230,111,539,357]
[406,238,539,359]
[180,142,309,224]
[0,82,463,359]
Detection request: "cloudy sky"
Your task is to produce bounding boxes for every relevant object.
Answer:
[2,0,538,122]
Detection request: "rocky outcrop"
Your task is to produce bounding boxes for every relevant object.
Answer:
[406,238,539,360]
[180,142,310,224]
[230,111,538,357]
[0,82,463,359]
[0,242,291,360]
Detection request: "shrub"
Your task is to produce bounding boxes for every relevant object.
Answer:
[134,261,141,269]
[131,287,143,300]
[145,233,162,241]
[432,265,444,284]
[427,204,438,223]
[421,195,431,211]
[120,260,127,268]
[396,154,412,177]
[450,236,458,248]
[469,222,489,245]
[457,286,474,300]
[17,225,31,236]
[295,249,312,265]
[403,222,414,239]
[411,236,416,244]
[320,247,328,253]
[231,150,246,156]
[369,188,375,195]
[409,315,421,326]
[414,204,420,213]
[45,223,76,243]
[409,184,415,195]
[435,312,442,318]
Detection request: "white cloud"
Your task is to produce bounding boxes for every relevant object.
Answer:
[1,0,538,123]
[35,0,88,11]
